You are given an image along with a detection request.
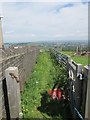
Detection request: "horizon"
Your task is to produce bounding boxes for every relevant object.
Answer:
[4,39,88,44]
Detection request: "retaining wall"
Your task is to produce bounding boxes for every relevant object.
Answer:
[0,47,40,119]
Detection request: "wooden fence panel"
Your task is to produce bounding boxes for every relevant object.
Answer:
[83,65,90,120]
[50,49,89,119]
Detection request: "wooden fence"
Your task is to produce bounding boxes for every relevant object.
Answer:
[50,48,90,120]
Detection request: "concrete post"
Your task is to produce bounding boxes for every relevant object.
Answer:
[0,16,4,49]
[5,67,22,119]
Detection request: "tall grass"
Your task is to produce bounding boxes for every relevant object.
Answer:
[21,50,56,118]
[21,50,72,119]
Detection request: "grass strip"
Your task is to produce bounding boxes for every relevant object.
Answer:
[21,50,72,120]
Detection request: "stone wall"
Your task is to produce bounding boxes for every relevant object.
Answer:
[0,47,40,119]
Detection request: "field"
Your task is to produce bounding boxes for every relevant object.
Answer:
[21,50,72,119]
[60,51,88,67]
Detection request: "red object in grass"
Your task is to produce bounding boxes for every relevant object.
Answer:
[49,89,61,100]
[58,89,61,100]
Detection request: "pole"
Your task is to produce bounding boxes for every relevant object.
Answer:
[0,16,4,49]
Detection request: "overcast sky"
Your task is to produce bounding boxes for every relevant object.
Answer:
[0,0,88,43]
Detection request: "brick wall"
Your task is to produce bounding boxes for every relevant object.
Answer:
[0,47,40,119]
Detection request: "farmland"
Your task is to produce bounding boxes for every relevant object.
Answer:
[60,51,88,67]
[21,50,72,119]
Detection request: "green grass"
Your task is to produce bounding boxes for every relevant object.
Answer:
[21,50,72,119]
[21,50,56,118]
[72,56,88,67]
[60,51,88,67]
[61,51,73,56]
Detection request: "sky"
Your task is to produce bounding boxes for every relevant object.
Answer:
[0,0,88,43]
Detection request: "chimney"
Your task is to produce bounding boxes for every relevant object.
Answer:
[0,16,4,49]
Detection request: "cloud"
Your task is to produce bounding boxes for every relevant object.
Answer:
[56,34,64,37]
[0,3,3,15]
[0,0,89,2]
[1,2,88,43]
[55,33,73,37]
[55,32,88,38]
[5,30,14,34]
[55,3,74,13]
[31,33,36,37]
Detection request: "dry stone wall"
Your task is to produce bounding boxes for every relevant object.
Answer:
[0,47,40,119]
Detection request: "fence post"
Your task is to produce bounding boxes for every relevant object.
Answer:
[0,79,2,120]
[67,56,71,62]
[76,64,82,106]
[5,67,22,119]
[67,56,71,68]
[76,64,82,73]
[73,64,82,118]
[0,49,2,119]
[83,65,90,119]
